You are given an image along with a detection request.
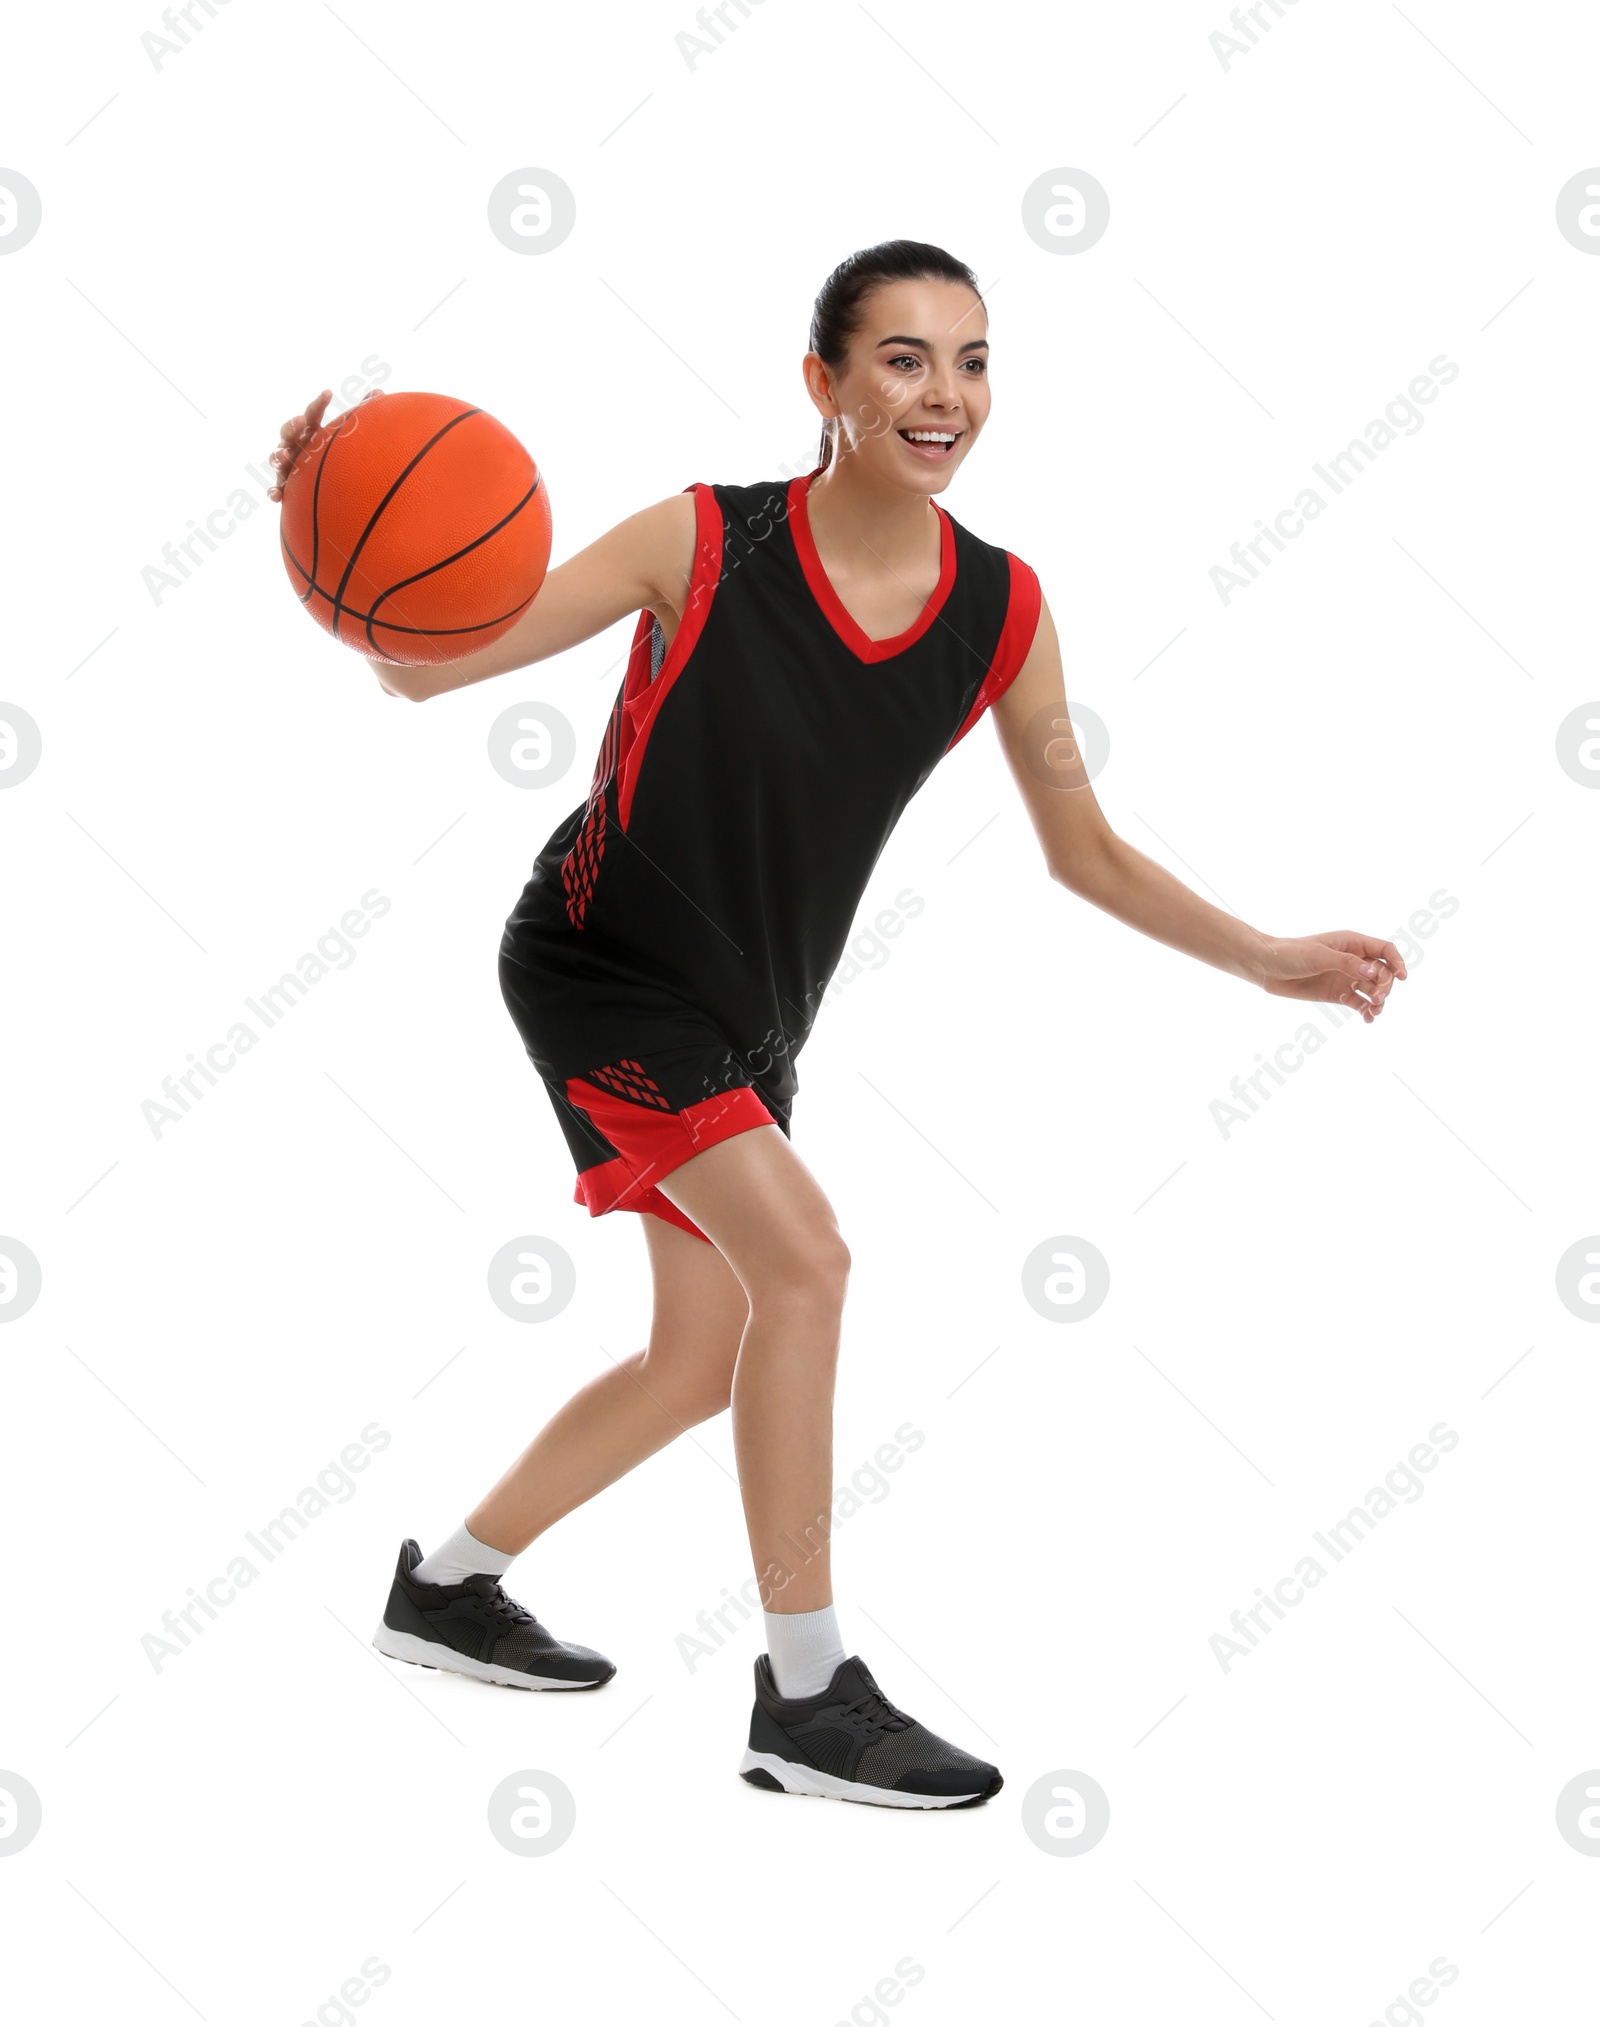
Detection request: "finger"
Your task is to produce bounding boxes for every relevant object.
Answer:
[1350,933,1406,982]
[1314,943,1381,985]
[1328,930,1409,982]
[283,405,330,463]
[1355,972,1390,1019]
[269,391,334,496]
[278,393,329,450]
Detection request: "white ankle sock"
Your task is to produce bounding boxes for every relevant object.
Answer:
[764,1604,846,1699]
[413,1522,516,1587]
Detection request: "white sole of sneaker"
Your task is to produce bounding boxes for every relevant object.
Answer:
[372,1623,605,1691]
[738,1747,985,1809]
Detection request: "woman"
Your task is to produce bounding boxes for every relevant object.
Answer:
[269,239,1403,1811]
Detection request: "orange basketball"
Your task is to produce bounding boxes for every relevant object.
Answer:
[278,390,552,666]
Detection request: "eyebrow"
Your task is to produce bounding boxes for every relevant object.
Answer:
[876,334,990,354]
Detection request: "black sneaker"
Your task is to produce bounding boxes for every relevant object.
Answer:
[739,1654,1002,1808]
[371,1538,615,1691]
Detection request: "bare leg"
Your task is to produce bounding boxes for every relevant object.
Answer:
[467,1211,751,1552]
[651,1125,849,1616]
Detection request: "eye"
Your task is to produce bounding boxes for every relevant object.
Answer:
[886,353,923,373]
[960,356,988,374]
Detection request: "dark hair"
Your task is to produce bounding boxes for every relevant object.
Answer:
[808,239,981,472]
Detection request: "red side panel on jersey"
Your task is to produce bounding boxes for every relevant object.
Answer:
[616,482,725,830]
[944,553,1043,750]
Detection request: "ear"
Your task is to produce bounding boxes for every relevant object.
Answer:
[800,350,839,418]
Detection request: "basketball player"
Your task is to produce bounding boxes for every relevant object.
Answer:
[269,241,1403,1808]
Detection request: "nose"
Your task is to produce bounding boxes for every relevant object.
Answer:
[919,361,964,411]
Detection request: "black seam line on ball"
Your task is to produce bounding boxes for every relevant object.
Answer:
[328,407,482,642]
[363,473,543,653]
[365,594,538,638]
[280,525,536,635]
[279,525,336,603]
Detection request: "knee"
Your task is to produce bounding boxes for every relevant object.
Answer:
[680,1373,736,1425]
[749,1227,851,1318]
[639,1343,739,1427]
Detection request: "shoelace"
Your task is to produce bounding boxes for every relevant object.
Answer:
[836,1687,914,1735]
[474,1582,535,1629]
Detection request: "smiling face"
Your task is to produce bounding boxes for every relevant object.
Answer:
[803,275,990,493]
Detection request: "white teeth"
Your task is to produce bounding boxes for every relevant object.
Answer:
[903,430,956,444]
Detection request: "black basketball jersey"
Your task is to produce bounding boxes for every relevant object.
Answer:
[500,470,1041,1121]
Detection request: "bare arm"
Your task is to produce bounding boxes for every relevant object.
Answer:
[372,490,699,702]
[990,596,1405,1018]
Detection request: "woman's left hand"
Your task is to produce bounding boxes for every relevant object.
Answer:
[1257,932,1406,1022]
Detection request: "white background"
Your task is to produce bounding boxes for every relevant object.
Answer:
[3,0,1598,2020]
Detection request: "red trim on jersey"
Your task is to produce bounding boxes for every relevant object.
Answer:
[616,483,725,831]
[944,553,1042,750]
[786,471,957,664]
[565,1074,778,1239]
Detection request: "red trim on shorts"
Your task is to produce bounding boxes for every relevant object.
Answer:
[565,1075,778,1243]
[616,483,725,831]
[786,470,957,664]
[944,552,1042,750]
[572,1171,708,1241]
